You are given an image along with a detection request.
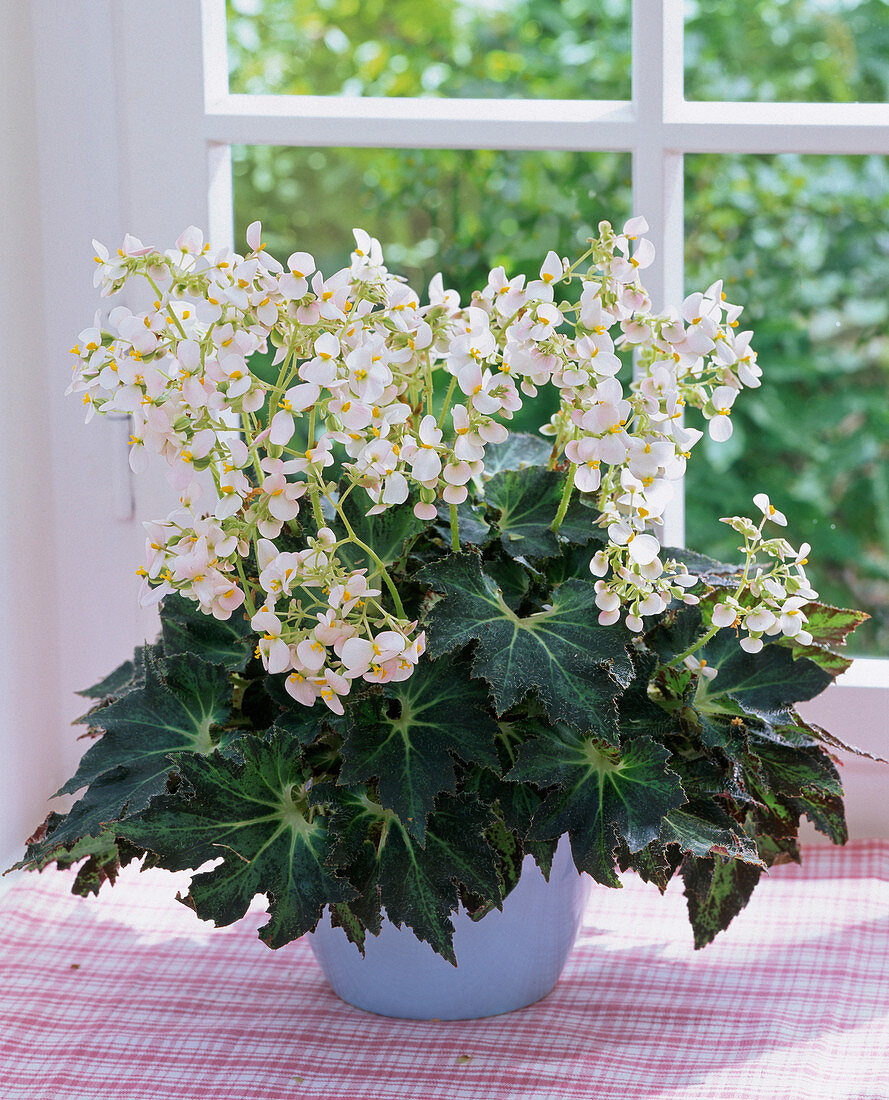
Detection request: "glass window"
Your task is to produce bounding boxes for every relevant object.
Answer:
[227,0,631,99]
[685,153,889,654]
[685,0,889,103]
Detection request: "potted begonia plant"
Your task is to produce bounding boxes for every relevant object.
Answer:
[13,217,874,1019]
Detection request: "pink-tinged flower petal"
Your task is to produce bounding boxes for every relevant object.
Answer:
[266,638,292,675]
[622,215,649,237]
[382,472,409,505]
[296,638,327,672]
[287,250,315,277]
[414,501,438,521]
[442,483,467,504]
[215,493,242,520]
[539,250,563,285]
[443,460,472,486]
[412,449,442,482]
[269,409,295,446]
[340,637,375,677]
[285,672,318,707]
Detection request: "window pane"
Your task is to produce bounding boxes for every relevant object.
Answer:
[232,145,631,433]
[685,0,889,102]
[685,154,889,655]
[227,0,631,99]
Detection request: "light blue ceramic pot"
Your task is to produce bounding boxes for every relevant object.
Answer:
[307,835,590,1020]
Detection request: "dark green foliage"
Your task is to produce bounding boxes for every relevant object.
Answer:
[508,727,686,886]
[418,553,632,738]
[337,656,499,840]
[118,734,354,948]
[483,466,601,560]
[13,446,869,958]
[160,593,254,671]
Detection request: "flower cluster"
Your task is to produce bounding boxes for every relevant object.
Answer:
[68,216,810,710]
[709,492,818,653]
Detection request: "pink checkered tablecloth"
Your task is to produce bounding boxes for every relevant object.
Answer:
[0,843,886,1100]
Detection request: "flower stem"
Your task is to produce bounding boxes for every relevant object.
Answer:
[309,481,325,528]
[664,622,720,669]
[329,496,407,619]
[550,466,576,534]
[437,375,457,428]
[449,502,460,553]
[234,556,256,618]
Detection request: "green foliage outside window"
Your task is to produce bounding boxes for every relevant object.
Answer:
[227,0,889,653]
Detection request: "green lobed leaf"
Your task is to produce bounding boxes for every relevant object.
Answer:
[318,786,502,963]
[435,499,491,546]
[507,727,686,887]
[77,647,149,699]
[419,554,632,739]
[745,732,848,845]
[782,602,870,676]
[481,432,552,477]
[699,630,833,711]
[616,839,683,893]
[618,652,682,741]
[660,800,763,865]
[160,593,254,672]
[681,853,763,949]
[118,732,353,948]
[44,651,232,849]
[337,656,499,840]
[484,465,601,560]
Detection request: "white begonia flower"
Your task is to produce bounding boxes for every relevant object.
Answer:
[612,235,655,284]
[779,596,809,637]
[708,385,738,442]
[684,655,718,681]
[409,415,443,482]
[589,550,610,577]
[753,493,788,526]
[711,601,739,628]
[525,250,564,300]
[626,533,661,566]
[442,483,468,505]
[251,609,292,675]
[279,250,316,299]
[745,607,777,634]
[740,635,764,653]
[638,593,666,616]
[594,584,621,613]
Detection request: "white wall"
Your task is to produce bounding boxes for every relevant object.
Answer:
[0,3,60,867]
[0,2,210,868]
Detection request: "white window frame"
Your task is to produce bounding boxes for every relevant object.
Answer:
[7,0,886,862]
